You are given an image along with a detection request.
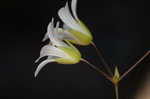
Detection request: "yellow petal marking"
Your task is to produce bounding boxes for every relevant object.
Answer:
[56,43,81,64]
[68,19,93,46]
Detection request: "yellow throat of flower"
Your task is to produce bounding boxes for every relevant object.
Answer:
[56,40,81,64]
[68,19,93,46]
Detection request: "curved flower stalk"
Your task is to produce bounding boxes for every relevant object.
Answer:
[58,0,93,46]
[35,18,81,77]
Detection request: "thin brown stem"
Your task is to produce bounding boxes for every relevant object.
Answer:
[119,50,150,81]
[81,58,113,82]
[91,42,113,77]
[114,84,119,99]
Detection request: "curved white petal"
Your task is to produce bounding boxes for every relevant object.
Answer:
[35,57,41,63]
[71,0,78,19]
[42,32,48,42]
[54,21,60,34]
[42,18,55,42]
[40,44,69,59]
[42,20,65,45]
[43,21,61,42]
[57,28,80,42]
[46,20,69,47]
[42,26,80,45]
[47,18,56,43]
[35,44,70,64]
[58,2,84,33]
[34,58,56,77]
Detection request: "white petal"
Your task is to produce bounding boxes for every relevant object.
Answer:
[57,28,80,42]
[35,43,70,64]
[46,20,69,47]
[71,0,78,19]
[42,19,55,42]
[42,32,48,42]
[47,19,56,43]
[58,2,84,33]
[45,27,80,45]
[35,57,41,63]
[46,26,79,44]
[54,21,60,34]
[42,21,63,43]
[42,18,54,42]
[40,44,69,59]
[53,21,61,41]
[34,58,56,77]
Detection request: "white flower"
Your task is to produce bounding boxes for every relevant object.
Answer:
[42,19,79,44]
[35,18,81,77]
[57,0,93,46]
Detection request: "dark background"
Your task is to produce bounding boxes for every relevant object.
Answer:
[0,0,150,99]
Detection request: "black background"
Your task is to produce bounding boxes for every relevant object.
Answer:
[0,0,150,99]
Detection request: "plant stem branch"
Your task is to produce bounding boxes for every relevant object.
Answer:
[81,58,112,82]
[114,84,119,99]
[91,42,113,77]
[119,50,150,81]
